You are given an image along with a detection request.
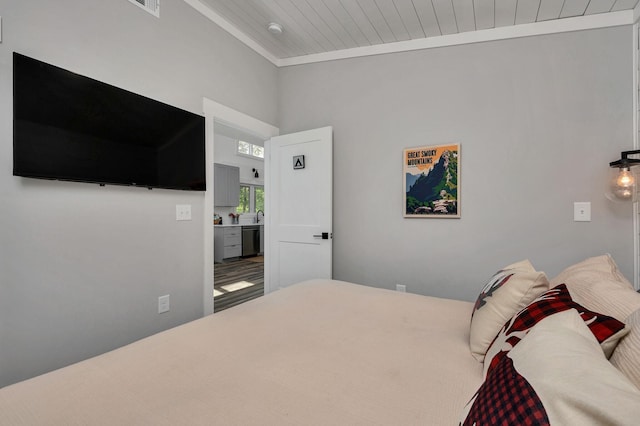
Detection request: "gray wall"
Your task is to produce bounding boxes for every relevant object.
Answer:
[278,27,635,301]
[0,0,277,387]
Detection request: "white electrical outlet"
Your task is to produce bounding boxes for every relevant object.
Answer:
[176,204,192,221]
[396,284,406,292]
[158,294,170,313]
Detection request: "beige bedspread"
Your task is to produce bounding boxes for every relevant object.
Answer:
[0,279,482,425]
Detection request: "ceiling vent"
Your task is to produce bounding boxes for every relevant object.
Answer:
[127,0,159,17]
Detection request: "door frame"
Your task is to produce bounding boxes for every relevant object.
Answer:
[202,98,279,315]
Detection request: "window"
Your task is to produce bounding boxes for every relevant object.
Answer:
[252,145,264,158]
[237,185,250,213]
[255,187,264,212]
[238,140,264,159]
[236,185,264,214]
[238,141,251,156]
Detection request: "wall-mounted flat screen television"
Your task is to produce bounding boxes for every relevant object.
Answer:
[13,52,206,191]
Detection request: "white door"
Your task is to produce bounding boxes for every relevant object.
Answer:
[265,126,332,292]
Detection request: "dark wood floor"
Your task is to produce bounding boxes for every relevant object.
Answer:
[214,256,264,312]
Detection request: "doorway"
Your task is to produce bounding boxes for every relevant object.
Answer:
[212,121,266,312]
[203,100,334,314]
[202,98,279,316]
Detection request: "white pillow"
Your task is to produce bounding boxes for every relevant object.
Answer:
[550,254,640,321]
[611,308,640,391]
[550,254,631,287]
[469,259,548,361]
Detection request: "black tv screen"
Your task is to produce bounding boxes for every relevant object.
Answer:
[13,52,206,191]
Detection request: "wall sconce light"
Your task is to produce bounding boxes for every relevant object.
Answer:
[253,168,259,178]
[609,150,640,201]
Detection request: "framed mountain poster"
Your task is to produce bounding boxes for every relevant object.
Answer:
[403,144,460,218]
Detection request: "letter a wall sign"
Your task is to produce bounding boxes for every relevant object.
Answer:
[293,155,305,170]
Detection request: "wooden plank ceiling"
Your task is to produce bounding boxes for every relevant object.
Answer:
[198,0,639,60]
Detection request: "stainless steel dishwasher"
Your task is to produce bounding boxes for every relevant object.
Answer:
[241,225,260,257]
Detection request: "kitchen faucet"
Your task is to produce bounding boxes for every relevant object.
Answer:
[256,210,264,223]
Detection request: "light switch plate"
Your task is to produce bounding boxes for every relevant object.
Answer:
[176,204,192,221]
[574,202,591,222]
[158,294,170,314]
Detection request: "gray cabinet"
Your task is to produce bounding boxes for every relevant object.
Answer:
[214,163,240,207]
[214,227,242,263]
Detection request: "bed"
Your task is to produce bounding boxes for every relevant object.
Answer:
[1,255,640,425]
